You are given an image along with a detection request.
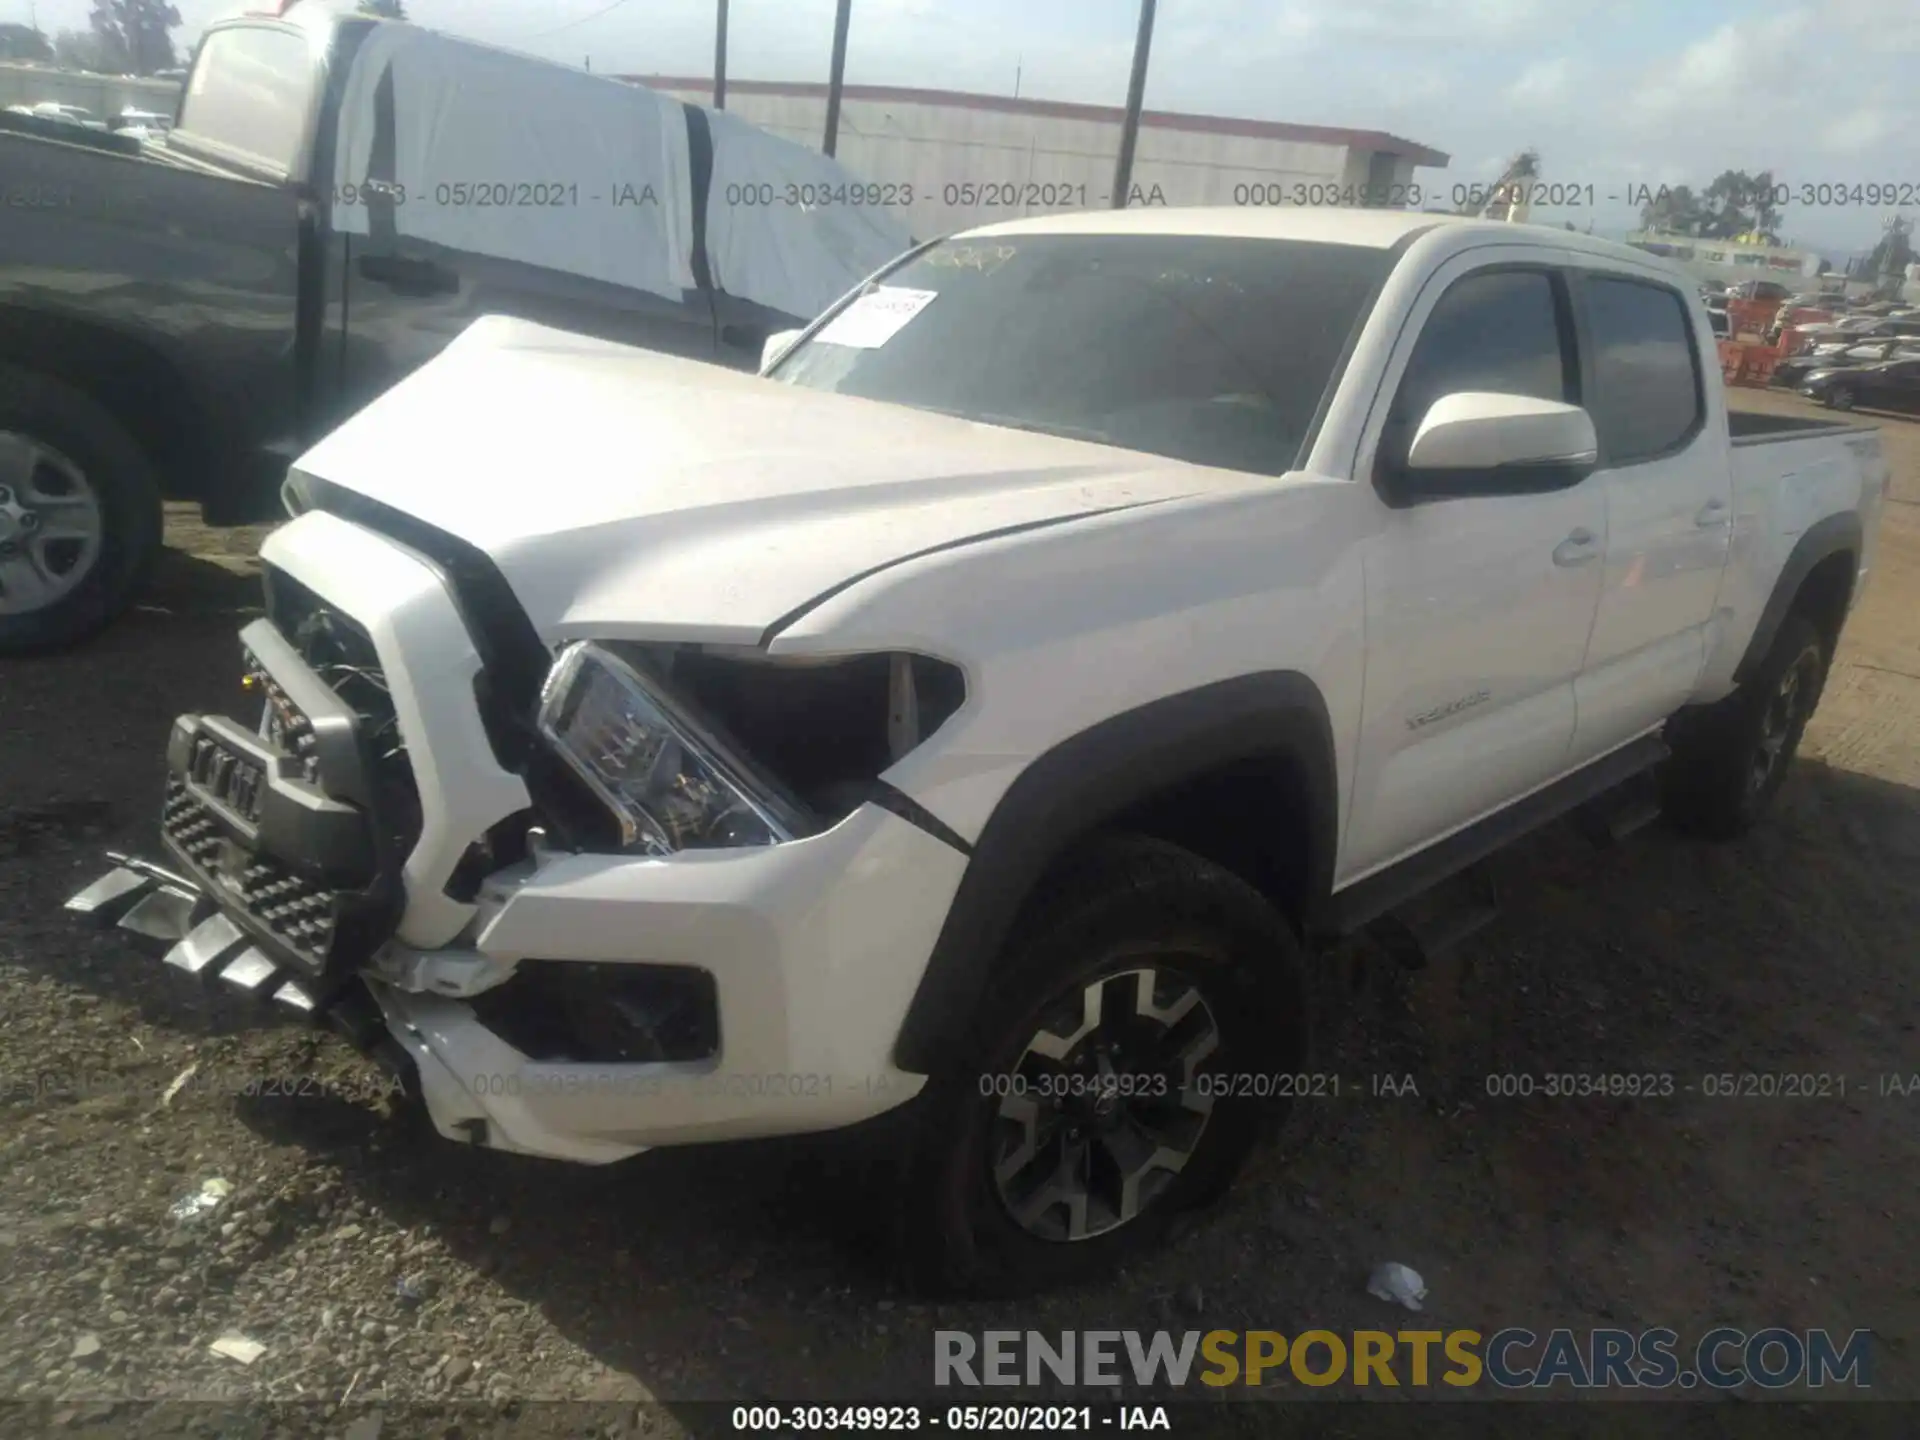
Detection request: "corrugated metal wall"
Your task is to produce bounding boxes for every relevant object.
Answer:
[656,85,1422,240]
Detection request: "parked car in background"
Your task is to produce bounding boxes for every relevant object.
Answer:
[1800,357,1920,413]
[0,5,910,655]
[1769,341,1915,390]
[1792,316,1904,346]
[107,108,172,135]
[27,101,105,131]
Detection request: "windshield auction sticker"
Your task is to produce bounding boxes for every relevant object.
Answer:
[815,286,938,348]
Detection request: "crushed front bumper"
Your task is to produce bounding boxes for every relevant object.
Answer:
[66,800,966,1162]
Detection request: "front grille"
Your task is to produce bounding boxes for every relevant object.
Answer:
[262,565,422,859]
[254,666,321,787]
[162,778,342,972]
[186,732,266,823]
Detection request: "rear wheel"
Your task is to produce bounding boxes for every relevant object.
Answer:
[0,364,162,655]
[1664,613,1829,841]
[898,834,1308,1296]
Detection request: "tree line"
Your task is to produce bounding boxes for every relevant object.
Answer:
[0,0,407,77]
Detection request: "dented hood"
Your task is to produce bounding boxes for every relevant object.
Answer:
[289,318,1240,644]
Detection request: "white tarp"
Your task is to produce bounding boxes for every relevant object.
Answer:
[330,24,697,302]
[699,105,913,321]
[327,24,912,322]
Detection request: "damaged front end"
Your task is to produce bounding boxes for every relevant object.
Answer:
[60,528,972,1160]
[66,606,409,1013]
[63,592,429,1093]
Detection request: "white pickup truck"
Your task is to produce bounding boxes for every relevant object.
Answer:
[68,208,1889,1294]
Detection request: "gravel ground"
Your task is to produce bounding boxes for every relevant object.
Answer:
[2,390,1918,1434]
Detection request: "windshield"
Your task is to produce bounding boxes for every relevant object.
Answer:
[771,233,1393,476]
[176,23,319,176]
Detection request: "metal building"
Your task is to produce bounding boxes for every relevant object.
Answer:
[635,77,1450,240]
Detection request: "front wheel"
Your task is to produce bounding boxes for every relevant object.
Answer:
[0,364,163,655]
[898,835,1308,1296]
[1825,384,1856,412]
[1664,614,1829,841]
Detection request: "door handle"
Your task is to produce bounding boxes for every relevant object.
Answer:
[1696,497,1730,527]
[1552,528,1600,567]
[357,254,460,297]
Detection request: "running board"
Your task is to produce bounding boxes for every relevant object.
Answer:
[1367,861,1499,971]
[1570,767,1665,849]
[1327,734,1671,939]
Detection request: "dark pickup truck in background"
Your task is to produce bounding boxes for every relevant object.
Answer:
[0,5,910,654]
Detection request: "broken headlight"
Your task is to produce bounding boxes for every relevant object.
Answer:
[535,642,807,856]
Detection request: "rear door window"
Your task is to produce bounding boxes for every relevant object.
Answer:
[1583,276,1703,464]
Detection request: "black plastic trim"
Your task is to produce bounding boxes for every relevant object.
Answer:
[238,617,372,805]
[167,715,375,881]
[1730,511,1863,685]
[1324,733,1669,935]
[154,605,403,987]
[891,672,1337,1075]
[299,479,552,769]
[682,103,716,296]
[868,782,972,856]
[364,63,400,249]
[1728,413,1872,445]
[1378,454,1597,505]
[1296,223,1438,470]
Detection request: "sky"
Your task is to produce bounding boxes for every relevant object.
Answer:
[15,0,1918,256]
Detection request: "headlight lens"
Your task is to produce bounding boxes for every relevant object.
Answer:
[536,642,802,855]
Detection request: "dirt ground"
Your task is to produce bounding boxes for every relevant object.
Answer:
[2,388,1918,1432]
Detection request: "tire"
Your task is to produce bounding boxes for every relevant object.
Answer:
[1663,613,1829,841]
[1825,384,1856,412]
[897,833,1309,1297]
[0,363,163,655]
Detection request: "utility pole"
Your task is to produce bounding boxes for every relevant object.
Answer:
[1110,0,1156,208]
[1013,57,1021,99]
[823,0,851,156]
[713,0,728,108]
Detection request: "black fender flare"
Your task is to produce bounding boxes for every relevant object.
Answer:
[1731,511,1861,685]
[891,671,1338,1076]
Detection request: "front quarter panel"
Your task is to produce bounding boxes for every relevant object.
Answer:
[768,476,1371,855]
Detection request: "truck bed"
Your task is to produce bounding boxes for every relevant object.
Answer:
[1726,409,1872,445]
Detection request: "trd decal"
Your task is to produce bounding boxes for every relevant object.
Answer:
[1407,688,1491,731]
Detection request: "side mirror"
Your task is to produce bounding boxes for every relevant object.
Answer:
[1386,392,1598,502]
[761,328,804,373]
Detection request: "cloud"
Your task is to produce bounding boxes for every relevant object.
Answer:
[1822,108,1895,152]
[1507,58,1570,106]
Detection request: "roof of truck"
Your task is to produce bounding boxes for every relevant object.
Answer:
[958,207,1655,266]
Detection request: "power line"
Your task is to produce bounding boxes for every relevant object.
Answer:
[526,0,635,40]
